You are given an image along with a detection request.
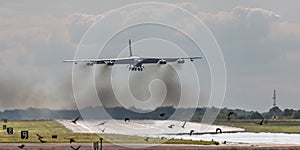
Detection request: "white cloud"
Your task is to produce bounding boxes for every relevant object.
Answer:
[269,22,300,39]
[0,10,74,66]
[196,6,280,41]
[68,13,104,27]
[189,5,300,111]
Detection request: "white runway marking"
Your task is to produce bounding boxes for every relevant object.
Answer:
[57,120,244,136]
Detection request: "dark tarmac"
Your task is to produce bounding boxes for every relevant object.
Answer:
[1,143,300,150]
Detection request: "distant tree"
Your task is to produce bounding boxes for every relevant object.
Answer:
[237,115,247,119]
[292,110,300,119]
[216,109,228,120]
[264,106,282,119]
[270,106,282,114]
[282,109,294,117]
[249,111,264,119]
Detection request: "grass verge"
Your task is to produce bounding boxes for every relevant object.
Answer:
[0,120,217,145]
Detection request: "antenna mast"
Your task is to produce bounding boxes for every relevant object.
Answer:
[272,89,278,120]
[273,89,276,107]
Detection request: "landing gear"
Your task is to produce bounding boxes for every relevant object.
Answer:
[129,65,144,71]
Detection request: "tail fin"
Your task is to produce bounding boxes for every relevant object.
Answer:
[129,39,133,57]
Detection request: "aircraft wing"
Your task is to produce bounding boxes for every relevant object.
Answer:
[63,58,134,64]
[64,56,202,65]
[140,56,202,63]
[134,56,202,66]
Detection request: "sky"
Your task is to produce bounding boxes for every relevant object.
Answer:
[0,0,299,112]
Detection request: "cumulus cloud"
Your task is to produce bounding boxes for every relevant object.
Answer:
[69,13,105,27]
[67,10,118,43]
[197,6,280,41]
[269,22,300,39]
[198,7,300,111]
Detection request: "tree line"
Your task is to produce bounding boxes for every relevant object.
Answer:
[0,106,299,121]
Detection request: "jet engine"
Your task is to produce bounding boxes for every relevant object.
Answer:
[177,59,185,64]
[159,59,167,65]
[106,61,114,66]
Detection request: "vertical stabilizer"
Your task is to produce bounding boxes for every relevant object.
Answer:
[129,39,133,57]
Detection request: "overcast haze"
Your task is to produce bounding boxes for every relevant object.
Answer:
[0,0,299,112]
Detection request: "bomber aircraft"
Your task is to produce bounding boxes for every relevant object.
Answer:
[64,40,202,71]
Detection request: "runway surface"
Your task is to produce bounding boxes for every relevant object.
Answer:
[1,143,300,150]
[57,119,244,136]
[56,120,300,145]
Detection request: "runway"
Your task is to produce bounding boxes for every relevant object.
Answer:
[1,143,300,150]
[57,120,244,136]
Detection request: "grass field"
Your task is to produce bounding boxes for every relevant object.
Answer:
[214,119,300,133]
[0,120,101,143]
[0,120,217,145]
[164,139,219,145]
